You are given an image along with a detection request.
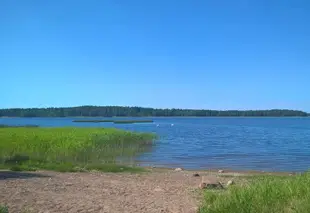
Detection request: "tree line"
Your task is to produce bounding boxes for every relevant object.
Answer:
[0,106,308,117]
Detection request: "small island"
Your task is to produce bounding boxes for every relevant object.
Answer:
[72,119,154,124]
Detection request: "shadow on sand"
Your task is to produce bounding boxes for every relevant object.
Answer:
[0,171,51,180]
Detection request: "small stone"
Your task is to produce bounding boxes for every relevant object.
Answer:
[65,182,73,186]
[199,176,224,189]
[226,180,235,187]
[154,187,163,192]
[175,168,183,171]
[190,207,199,213]
[218,170,224,173]
[193,173,200,177]
[199,182,207,189]
[199,182,223,189]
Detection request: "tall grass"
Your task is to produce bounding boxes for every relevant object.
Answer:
[199,172,310,213]
[0,127,155,172]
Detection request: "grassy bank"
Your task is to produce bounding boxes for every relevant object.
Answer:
[0,127,155,172]
[199,172,310,213]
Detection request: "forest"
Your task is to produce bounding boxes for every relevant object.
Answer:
[0,106,308,117]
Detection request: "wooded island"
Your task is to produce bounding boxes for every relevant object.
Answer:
[0,106,308,117]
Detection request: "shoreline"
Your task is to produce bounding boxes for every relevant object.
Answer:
[0,166,300,176]
[1,167,307,212]
[142,166,300,176]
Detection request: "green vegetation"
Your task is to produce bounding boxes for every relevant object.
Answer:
[72,119,154,124]
[0,127,155,172]
[199,173,310,213]
[0,205,8,213]
[0,106,308,117]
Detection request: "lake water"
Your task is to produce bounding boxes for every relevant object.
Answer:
[1,117,310,172]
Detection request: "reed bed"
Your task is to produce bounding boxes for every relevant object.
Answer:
[72,119,154,124]
[113,120,154,124]
[0,127,155,172]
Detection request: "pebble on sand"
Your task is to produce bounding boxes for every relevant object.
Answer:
[199,176,224,189]
[175,168,183,171]
[226,180,235,187]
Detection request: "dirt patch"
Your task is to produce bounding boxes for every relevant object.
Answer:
[1,169,232,213]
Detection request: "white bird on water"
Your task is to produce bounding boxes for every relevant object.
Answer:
[171,124,174,126]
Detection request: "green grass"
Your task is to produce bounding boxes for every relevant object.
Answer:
[199,172,310,213]
[0,205,8,213]
[0,127,155,172]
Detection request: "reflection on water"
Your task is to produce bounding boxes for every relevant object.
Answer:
[1,117,310,172]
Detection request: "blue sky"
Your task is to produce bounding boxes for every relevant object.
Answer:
[1,0,309,111]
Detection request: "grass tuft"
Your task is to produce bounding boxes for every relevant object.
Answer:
[199,172,310,213]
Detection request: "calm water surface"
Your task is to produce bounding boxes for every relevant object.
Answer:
[1,117,310,172]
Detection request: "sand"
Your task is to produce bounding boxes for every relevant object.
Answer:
[0,168,295,213]
[1,169,206,213]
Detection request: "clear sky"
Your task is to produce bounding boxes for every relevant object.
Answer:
[1,0,309,111]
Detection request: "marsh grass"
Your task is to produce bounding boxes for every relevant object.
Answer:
[199,172,310,213]
[0,127,155,172]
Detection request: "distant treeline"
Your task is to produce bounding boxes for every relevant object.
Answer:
[0,106,308,117]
